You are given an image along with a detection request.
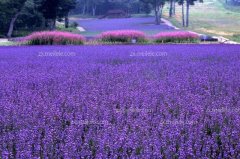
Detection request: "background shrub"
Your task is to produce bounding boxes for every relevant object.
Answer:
[24,31,85,45]
[154,31,200,43]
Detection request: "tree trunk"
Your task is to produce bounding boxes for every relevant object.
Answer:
[169,0,173,17]
[155,5,161,25]
[41,18,46,29]
[155,10,160,25]
[53,20,56,30]
[86,1,89,15]
[65,13,69,28]
[137,5,141,14]
[82,5,86,15]
[182,3,185,27]
[160,5,164,21]
[186,0,190,27]
[92,6,96,16]
[173,0,176,15]
[7,2,26,38]
[48,19,56,30]
[7,11,21,38]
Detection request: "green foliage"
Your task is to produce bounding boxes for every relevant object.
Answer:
[155,37,199,43]
[0,0,27,36]
[72,0,154,16]
[232,34,240,42]
[0,0,78,36]
[56,22,80,33]
[70,22,79,28]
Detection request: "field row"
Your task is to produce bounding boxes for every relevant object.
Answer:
[0,45,239,158]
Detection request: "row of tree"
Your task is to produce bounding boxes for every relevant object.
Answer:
[73,0,152,16]
[138,0,202,27]
[0,0,202,38]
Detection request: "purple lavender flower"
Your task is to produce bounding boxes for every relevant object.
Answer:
[0,44,239,158]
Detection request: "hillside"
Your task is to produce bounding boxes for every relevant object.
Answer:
[164,0,240,42]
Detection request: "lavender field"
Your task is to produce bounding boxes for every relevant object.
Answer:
[0,45,240,158]
[76,17,175,35]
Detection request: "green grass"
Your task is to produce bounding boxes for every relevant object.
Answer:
[232,34,240,42]
[70,14,96,19]
[163,0,240,42]
[56,22,81,34]
[219,0,240,12]
[79,31,102,37]
[131,14,154,18]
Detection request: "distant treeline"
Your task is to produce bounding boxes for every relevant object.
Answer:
[72,0,152,16]
[0,0,204,38]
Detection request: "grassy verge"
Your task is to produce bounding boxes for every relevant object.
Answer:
[70,14,96,19]
[131,14,154,18]
[163,0,240,42]
[0,41,16,46]
[56,22,81,34]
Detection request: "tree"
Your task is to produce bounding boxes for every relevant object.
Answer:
[186,0,201,27]
[169,0,174,17]
[178,0,185,27]
[16,0,45,30]
[87,0,104,16]
[142,2,152,15]
[173,0,176,15]
[35,0,77,29]
[58,0,77,28]
[0,1,9,36]
[0,0,28,38]
[140,0,166,25]
[35,0,60,30]
[0,0,77,36]
[72,0,152,16]
[72,0,106,16]
[177,0,201,27]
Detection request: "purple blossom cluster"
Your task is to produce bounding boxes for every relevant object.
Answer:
[24,31,85,45]
[0,44,240,158]
[76,17,175,33]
